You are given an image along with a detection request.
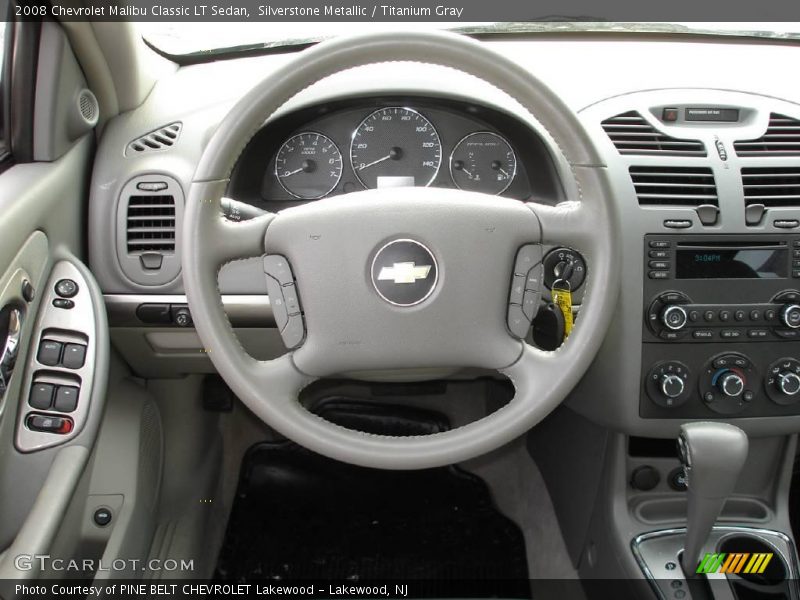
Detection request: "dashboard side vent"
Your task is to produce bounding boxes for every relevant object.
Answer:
[126,122,182,155]
[630,166,718,207]
[742,167,800,207]
[601,111,706,156]
[734,114,800,156]
[126,195,176,252]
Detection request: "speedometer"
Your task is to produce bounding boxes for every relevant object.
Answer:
[350,107,441,189]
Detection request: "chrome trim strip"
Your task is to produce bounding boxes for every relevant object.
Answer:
[631,526,800,600]
[103,294,274,327]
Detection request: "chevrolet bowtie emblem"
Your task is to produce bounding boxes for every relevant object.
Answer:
[377,262,431,284]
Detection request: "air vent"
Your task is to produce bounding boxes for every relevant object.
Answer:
[741,167,800,207]
[126,122,182,155]
[126,195,176,252]
[735,114,800,156]
[601,111,706,156]
[629,166,718,207]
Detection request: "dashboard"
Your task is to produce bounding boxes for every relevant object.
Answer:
[88,36,800,439]
[227,97,563,211]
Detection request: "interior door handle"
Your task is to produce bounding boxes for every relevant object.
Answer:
[0,306,23,398]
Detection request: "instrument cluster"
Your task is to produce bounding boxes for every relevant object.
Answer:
[227,97,562,209]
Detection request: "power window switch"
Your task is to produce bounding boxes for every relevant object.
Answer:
[27,414,73,434]
[29,383,55,409]
[37,340,62,366]
[54,386,79,412]
[62,344,86,369]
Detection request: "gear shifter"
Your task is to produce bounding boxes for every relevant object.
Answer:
[678,422,749,575]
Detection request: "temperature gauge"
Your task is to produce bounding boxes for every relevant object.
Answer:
[450,132,516,195]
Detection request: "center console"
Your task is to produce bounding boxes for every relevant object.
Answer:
[641,234,800,418]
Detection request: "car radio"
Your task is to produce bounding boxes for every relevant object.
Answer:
[644,235,800,343]
[641,234,800,419]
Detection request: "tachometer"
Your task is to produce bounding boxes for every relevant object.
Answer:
[275,132,343,199]
[450,132,516,195]
[350,107,441,189]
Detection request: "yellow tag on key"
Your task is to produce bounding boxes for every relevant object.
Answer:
[552,280,574,338]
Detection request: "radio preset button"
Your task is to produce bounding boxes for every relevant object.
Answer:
[704,310,715,322]
[765,309,777,321]
[719,310,731,322]
[734,310,746,321]
[750,309,761,321]
[689,310,700,322]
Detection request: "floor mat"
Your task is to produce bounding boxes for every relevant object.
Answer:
[214,401,530,597]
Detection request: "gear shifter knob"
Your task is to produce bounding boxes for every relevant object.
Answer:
[678,422,748,575]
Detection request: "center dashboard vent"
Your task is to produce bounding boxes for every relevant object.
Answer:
[601,111,706,156]
[734,114,800,156]
[629,166,718,207]
[126,195,176,252]
[741,167,800,207]
[126,122,182,155]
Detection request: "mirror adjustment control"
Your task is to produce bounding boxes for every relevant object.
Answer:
[54,279,78,298]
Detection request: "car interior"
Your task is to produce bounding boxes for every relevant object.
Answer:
[1,14,800,600]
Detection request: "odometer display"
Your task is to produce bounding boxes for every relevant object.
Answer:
[350,107,442,189]
[275,132,343,199]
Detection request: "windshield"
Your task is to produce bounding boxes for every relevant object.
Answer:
[139,22,800,56]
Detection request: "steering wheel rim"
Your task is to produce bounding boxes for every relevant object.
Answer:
[182,30,620,470]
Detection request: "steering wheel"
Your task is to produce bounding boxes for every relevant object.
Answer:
[183,31,619,470]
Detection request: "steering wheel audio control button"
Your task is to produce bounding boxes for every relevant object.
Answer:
[264,255,306,349]
[507,304,530,339]
[514,244,543,275]
[263,255,295,286]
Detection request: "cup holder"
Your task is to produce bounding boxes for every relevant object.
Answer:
[718,535,790,599]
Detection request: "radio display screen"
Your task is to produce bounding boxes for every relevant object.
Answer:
[676,246,787,279]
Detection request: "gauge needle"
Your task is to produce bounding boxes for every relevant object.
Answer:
[498,168,510,178]
[282,167,304,177]
[461,167,473,177]
[357,154,392,171]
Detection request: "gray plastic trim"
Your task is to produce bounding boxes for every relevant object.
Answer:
[104,294,273,327]
[115,174,184,287]
[16,261,98,452]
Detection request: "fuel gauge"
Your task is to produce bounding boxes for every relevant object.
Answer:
[450,132,516,195]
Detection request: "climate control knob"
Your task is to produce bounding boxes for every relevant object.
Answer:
[660,374,685,399]
[778,372,800,396]
[718,372,745,398]
[781,304,800,329]
[661,305,688,331]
